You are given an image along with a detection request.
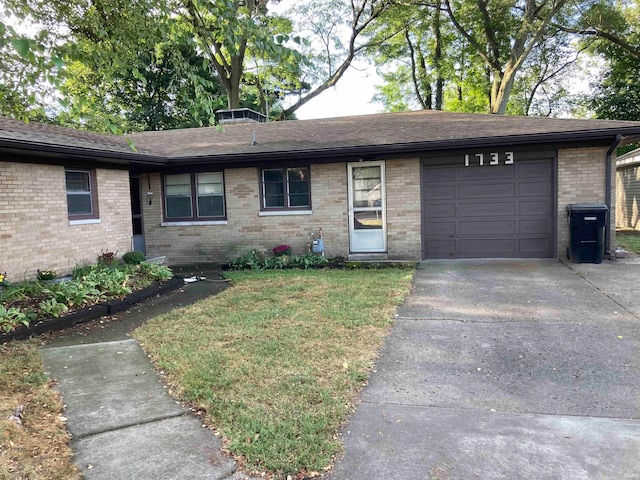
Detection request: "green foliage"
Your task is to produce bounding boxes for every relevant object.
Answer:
[226,250,329,270]
[0,305,36,332]
[0,262,174,332]
[122,251,146,265]
[36,269,57,281]
[136,263,173,282]
[38,298,69,318]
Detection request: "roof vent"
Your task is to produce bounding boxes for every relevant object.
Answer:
[215,108,267,125]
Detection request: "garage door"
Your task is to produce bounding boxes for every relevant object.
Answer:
[422,158,554,258]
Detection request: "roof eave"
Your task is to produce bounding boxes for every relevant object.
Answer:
[0,138,167,166]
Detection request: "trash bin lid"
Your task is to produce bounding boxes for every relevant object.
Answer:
[566,203,608,212]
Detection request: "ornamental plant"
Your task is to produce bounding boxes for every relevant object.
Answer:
[272,244,292,256]
[37,269,57,281]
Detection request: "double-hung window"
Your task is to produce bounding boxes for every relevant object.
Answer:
[261,167,310,210]
[65,169,98,220]
[164,172,225,221]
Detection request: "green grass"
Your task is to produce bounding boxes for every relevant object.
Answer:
[134,268,413,477]
[617,230,640,254]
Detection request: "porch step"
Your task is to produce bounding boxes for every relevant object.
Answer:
[348,253,389,261]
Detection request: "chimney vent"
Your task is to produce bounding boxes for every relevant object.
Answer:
[215,108,267,125]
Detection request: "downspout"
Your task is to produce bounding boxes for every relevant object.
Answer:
[605,134,622,257]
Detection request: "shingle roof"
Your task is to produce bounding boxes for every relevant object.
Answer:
[128,110,640,161]
[3,110,640,164]
[0,116,164,164]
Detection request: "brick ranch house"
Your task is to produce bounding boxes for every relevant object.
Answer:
[2,110,640,280]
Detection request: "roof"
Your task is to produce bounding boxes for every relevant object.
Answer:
[3,110,640,166]
[0,116,163,165]
[128,110,640,162]
[616,147,640,168]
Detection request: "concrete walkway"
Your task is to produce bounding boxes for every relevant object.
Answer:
[328,259,640,480]
[40,270,259,480]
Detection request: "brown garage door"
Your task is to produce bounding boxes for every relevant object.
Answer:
[422,158,554,258]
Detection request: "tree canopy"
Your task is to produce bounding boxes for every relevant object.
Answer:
[1,0,640,131]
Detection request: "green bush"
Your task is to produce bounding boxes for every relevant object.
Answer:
[123,251,146,265]
[225,251,328,270]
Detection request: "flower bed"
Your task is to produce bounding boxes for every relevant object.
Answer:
[0,262,175,340]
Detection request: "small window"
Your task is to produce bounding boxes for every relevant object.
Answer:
[65,169,98,219]
[261,167,310,210]
[164,172,225,221]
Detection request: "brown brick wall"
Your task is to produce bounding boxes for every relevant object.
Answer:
[1,161,132,280]
[142,159,423,264]
[557,146,615,256]
[386,158,422,260]
[142,166,348,264]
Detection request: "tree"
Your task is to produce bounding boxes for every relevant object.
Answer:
[281,0,394,116]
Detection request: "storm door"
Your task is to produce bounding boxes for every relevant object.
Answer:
[348,161,387,253]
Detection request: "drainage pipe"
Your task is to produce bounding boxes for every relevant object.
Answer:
[605,134,622,256]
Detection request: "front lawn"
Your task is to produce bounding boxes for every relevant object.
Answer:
[134,268,413,478]
[0,339,79,479]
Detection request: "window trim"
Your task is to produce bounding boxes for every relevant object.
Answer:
[162,172,226,222]
[65,168,99,221]
[260,166,311,211]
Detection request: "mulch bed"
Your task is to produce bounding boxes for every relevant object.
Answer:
[0,276,183,343]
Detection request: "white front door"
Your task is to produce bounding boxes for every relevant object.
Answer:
[348,161,387,253]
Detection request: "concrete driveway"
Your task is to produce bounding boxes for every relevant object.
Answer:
[328,259,640,480]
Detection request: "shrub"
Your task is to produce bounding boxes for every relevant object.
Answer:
[97,250,118,266]
[123,251,146,265]
[136,263,173,282]
[225,251,328,270]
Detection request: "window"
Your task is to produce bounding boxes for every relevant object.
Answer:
[261,167,310,210]
[164,172,225,221]
[65,169,98,220]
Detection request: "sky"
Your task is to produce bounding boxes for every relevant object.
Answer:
[270,0,382,120]
[291,66,382,120]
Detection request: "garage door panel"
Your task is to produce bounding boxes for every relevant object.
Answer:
[424,203,456,217]
[423,158,554,259]
[459,220,515,235]
[427,239,456,256]
[457,202,516,216]
[519,219,553,234]
[518,181,551,196]
[459,183,515,199]
[425,168,456,183]
[459,238,517,254]
[518,162,550,177]
[520,237,552,253]
[425,185,456,200]
[425,221,456,235]
[519,200,552,215]
[457,166,515,181]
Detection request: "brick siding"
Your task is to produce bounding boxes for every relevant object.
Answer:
[557,146,615,257]
[142,159,423,264]
[1,161,132,280]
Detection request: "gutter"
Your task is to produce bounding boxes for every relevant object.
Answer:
[605,134,622,257]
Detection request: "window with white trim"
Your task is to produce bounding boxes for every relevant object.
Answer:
[164,172,225,220]
[65,169,98,220]
[261,167,310,210]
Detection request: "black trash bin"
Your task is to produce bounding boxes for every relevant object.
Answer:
[566,203,608,264]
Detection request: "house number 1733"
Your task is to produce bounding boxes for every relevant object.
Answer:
[464,152,514,167]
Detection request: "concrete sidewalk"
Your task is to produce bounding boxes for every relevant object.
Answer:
[328,259,640,480]
[40,269,259,480]
[40,340,239,479]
